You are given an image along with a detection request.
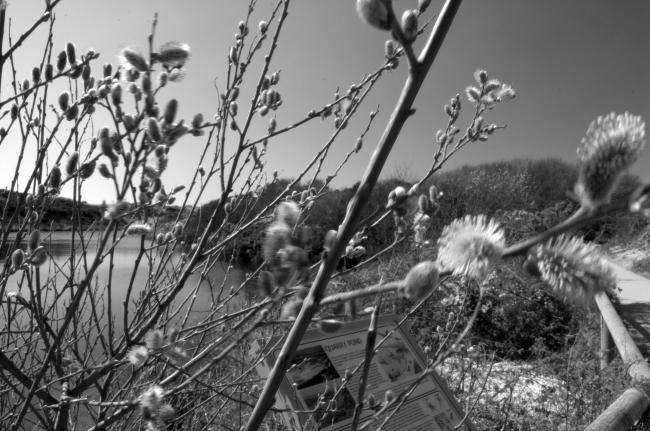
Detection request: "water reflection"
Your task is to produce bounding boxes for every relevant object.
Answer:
[3,231,245,333]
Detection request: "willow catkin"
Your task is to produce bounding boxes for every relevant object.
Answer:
[401,261,439,300]
[401,9,418,42]
[11,249,24,268]
[28,230,40,252]
[147,118,162,142]
[65,151,79,176]
[355,0,390,31]
[163,99,178,124]
[66,42,77,65]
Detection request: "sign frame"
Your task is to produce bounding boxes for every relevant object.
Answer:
[251,314,474,430]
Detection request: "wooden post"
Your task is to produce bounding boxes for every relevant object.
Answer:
[600,315,614,370]
[586,291,650,431]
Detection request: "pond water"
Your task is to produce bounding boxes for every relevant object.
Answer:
[3,230,245,335]
[2,231,248,428]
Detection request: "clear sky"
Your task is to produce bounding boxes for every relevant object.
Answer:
[3,0,650,203]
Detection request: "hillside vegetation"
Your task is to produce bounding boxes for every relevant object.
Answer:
[191,157,640,266]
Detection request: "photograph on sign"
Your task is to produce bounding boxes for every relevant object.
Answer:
[251,315,473,430]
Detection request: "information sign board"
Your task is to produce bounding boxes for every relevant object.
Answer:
[251,315,473,430]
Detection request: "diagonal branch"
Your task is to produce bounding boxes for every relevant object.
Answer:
[243,1,463,428]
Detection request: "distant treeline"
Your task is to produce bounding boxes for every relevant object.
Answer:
[0,189,102,231]
[190,158,641,266]
[6,157,634,247]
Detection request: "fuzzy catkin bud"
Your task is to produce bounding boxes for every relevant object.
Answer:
[121,48,148,72]
[10,103,18,121]
[158,71,168,87]
[154,144,167,158]
[66,42,76,65]
[192,113,203,129]
[79,161,96,179]
[384,40,395,58]
[99,127,111,153]
[127,345,148,367]
[56,50,67,72]
[145,329,164,350]
[65,151,79,176]
[275,201,300,226]
[258,20,268,33]
[356,0,390,31]
[68,64,82,80]
[484,79,501,94]
[263,221,292,264]
[126,223,152,236]
[44,64,54,81]
[151,177,162,193]
[436,129,446,144]
[401,10,418,42]
[402,261,438,300]
[111,84,122,106]
[163,99,178,124]
[122,113,136,131]
[96,84,108,99]
[49,166,62,189]
[147,118,162,142]
[65,104,78,121]
[429,185,441,203]
[28,230,40,252]
[128,82,139,95]
[474,69,488,85]
[98,163,112,179]
[11,249,24,269]
[81,64,91,82]
[418,194,429,213]
[30,248,48,266]
[575,112,645,211]
[141,75,151,94]
[229,46,238,63]
[32,67,41,84]
[156,44,188,71]
[354,137,363,153]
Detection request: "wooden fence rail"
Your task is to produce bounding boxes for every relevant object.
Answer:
[585,291,650,430]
